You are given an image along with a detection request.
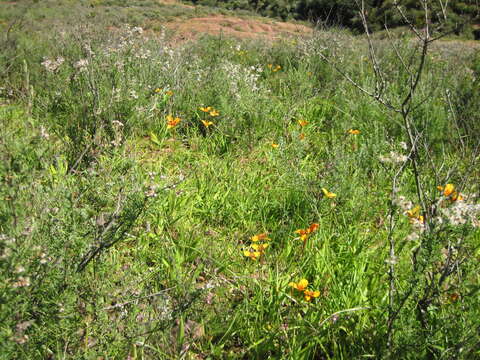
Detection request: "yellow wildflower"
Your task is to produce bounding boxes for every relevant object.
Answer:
[165,90,174,96]
[201,120,214,128]
[321,188,336,199]
[438,184,463,202]
[294,223,319,242]
[406,205,421,218]
[271,143,279,148]
[406,205,424,223]
[244,233,270,261]
[166,115,181,129]
[444,184,455,197]
[251,243,269,252]
[251,233,269,242]
[298,120,309,127]
[154,87,162,93]
[295,229,308,242]
[308,223,319,233]
[348,129,361,135]
[273,65,281,72]
[289,279,309,291]
[209,109,220,117]
[451,192,464,202]
[199,106,212,113]
[243,250,261,260]
[303,289,320,302]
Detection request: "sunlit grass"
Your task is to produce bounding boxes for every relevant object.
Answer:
[1,1,480,359]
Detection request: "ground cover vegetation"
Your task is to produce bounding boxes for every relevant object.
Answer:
[1,0,480,358]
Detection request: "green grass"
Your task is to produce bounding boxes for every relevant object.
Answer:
[1,1,480,359]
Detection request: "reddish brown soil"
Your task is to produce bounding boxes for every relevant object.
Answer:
[165,15,312,42]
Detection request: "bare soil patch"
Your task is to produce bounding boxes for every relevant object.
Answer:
[165,15,312,42]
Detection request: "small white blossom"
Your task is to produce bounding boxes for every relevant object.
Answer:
[40,125,50,139]
[41,57,64,73]
[129,90,138,99]
[379,151,408,164]
[74,59,89,71]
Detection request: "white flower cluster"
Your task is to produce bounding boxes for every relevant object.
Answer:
[440,201,480,227]
[221,61,262,99]
[103,25,146,55]
[0,234,14,259]
[131,26,144,36]
[395,187,479,244]
[134,48,151,60]
[39,125,50,139]
[379,151,408,164]
[41,56,65,72]
[73,59,89,71]
[393,195,425,236]
[393,195,413,212]
[83,43,95,57]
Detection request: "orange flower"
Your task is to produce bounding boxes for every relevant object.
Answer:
[243,250,261,260]
[438,184,463,202]
[201,120,214,127]
[294,228,309,242]
[299,133,305,140]
[321,188,336,199]
[251,233,269,242]
[166,115,181,129]
[209,109,220,117]
[289,279,321,301]
[244,233,270,261]
[308,223,319,233]
[294,223,319,242]
[303,289,320,302]
[271,143,279,148]
[348,129,360,135]
[406,205,424,223]
[449,293,460,302]
[451,192,464,201]
[289,279,308,291]
[199,106,212,113]
[298,120,309,127]
[251,243,269,252]
[165,90,174,96]
[406,205,420,219]
[443,184,455,197]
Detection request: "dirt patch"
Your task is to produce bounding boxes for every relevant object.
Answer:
[165,15,312,42]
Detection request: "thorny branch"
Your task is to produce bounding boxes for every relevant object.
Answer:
[76,177,188,272]
[321,0,468,356]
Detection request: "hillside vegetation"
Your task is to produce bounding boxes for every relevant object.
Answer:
[1,0,480,359]
[188,0,480,37]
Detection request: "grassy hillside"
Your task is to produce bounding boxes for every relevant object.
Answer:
[1,0,480,359]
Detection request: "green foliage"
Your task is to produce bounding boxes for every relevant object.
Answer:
[187,0,479,36]
[453,50,480,144]
[0,1,479,359]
